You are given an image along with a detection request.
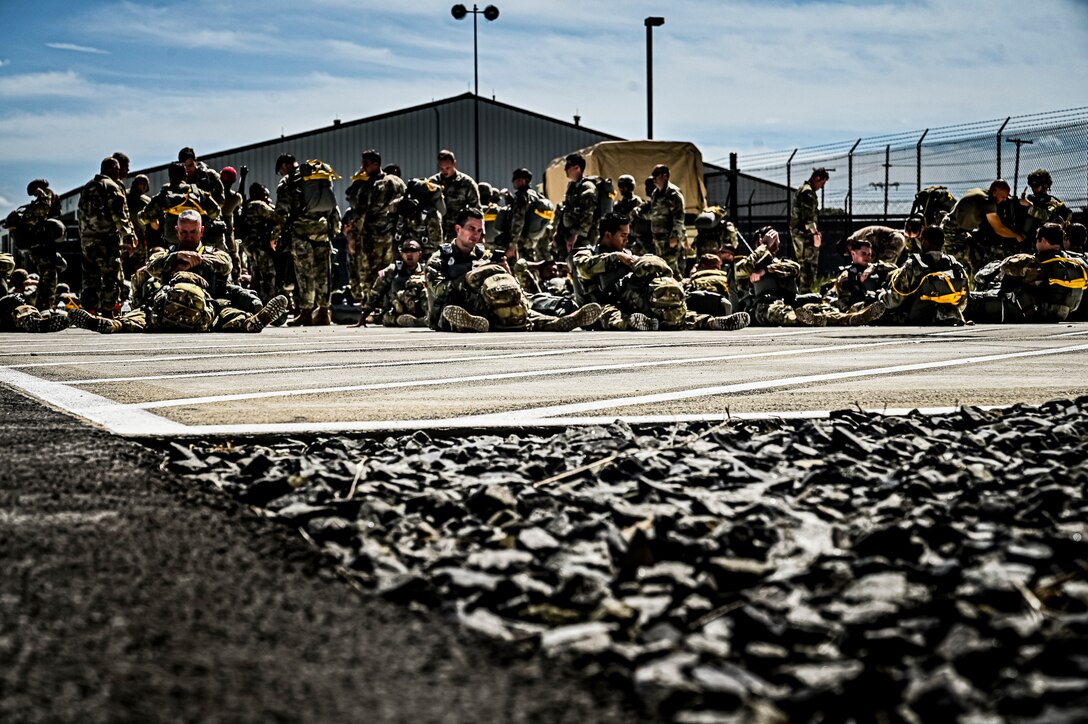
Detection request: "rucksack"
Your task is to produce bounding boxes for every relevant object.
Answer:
[647,276,687,326]
[1040,256,1088,311]
[480,272,528,330]
[631,254,674,281]
[299,160,340,215]
[163,189,210,230]
[524,190,556,242]
[155,279,213,331]
[585,176,615,220]
[688,269,731,295]
[911,185,956,226]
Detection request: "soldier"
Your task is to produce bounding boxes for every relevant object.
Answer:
[939,179,1023,277]
[178,147,229,254]
[397,178,446,258]
[77,157,136,317]
[429,149,480,241]
[646,164,687,277]
[505,167,554,262]
[354,238,429,328]
[478,182,502,245]
[275,153,336,326]
[219,166,245,282]
[426,208,600,333]
[842,224,908,265]
[557,153,598,259]
[737,227,885,327]
[125,174,154,278]
[238,183,282,310]
[0,252,13,296]
[885,226,970,326]
[790,167,829,293]
[346,149,406,325]
[1016,169,1073,237]
[140,163,222,248]
[0,290,69,333]
[967,223,1086,324]
[910,185,956,227]
[612,174,644,255]
[111,152,131,186]
[70,210,287,334]
[693,205,745,258]
[3,179,66,312]
[829,239,897,313]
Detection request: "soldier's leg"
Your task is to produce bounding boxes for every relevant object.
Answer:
[291,241,316,310]
[99,243,124,316]
[34,254,59,312]
[753,300,799,327]
[312,242,332,308]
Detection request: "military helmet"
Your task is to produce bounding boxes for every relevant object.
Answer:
[512,167,532,182]
[478,182,494,201]
[1027,168,1052,190]
[617,174,635,191]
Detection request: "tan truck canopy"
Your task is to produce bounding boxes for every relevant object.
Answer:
[545,140,707,215]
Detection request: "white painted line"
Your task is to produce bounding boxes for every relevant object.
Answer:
[1051,327,1088,338]
[126,341,906,410]
[473,341,1088,422]
[0,366,187,436]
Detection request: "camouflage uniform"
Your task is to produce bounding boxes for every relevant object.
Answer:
[429,170,480,240]
[140,182,222,248]
[613,191,646,255]
[831,260,897,312]
[125,186,153,277]
[398,179,446,258]
[6,189,64,311]
[78,173,134,314]
[790,181,820,292]
[143,246,256,332]
[185,163,228,252]
[736,244,857,326]
[348,169,407,305]
[425,241,488,330]
[968,249,1087,323]
[885,251,969,325]
[939,188,999,276]
[276,168,332,310]
[221,187,244,281]
[560,177,599,255]
[0,292,68,332]
[845,226,907,265]
[693,206,743,257]
[648,182,686,276]
[238,198,282,305]
[365,260,428,326]
[0,252,14,295]
[509,187,553,262]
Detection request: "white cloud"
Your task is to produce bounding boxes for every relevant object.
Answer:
[0,59,10,67]
[0,71,100,98]
[45,42,109,55]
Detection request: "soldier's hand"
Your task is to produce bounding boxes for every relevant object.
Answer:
[566,232,578,253]
[615,251,638,267]
[269,237,278,252]
[174,250,202,269]
[813,231,822,248]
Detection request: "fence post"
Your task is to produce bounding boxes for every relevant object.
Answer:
[728,153,739,222]
[746,190,755,234]
[847,138,861,221]
[996,116,1010,178]
[883,145,891,222]
[786,149,797,228]
[916,128,928,194]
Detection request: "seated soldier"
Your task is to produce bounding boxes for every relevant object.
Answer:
[967,223,1086,324]
[885,226,970,326]
[140,162,222,248]
[684,253,736,318]
[829,238,897,313]
[71,210,287,334]
[353,238,429,328]
[841,223,910,264]
[425,207,600,333]
[0,260,69,334]
[736,227,885,327]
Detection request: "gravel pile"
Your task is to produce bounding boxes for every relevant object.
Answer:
[156,398,1088,722]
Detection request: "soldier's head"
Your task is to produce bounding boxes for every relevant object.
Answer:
[920,225,945,253]
[383,163,401,178]
[399,238,423,263]
[598,212,630,251]
[275,153,297,177]
[453,207,484,252]
[718,243,736,265]
[26,179,49,198]
[904,216,925,237]
[1036,223,1065,251]
[101,156,121,181]
[511,167,532,190]
[478,182,494,203]
[132,175,150,195]
[175,209,204,250]
[1065,223,1086,252]
[696,253,721,271]
[1027,169,1053,193]
[848,239,873,265]
[177,147,199,177]
[249,182,269,202]
[564,153,586,181]
[536,259,562,281]
[167,162,186,185]
[437,150,457,178]
[651,164,670,191]
[112,152,130,179]
[362,149,382,175]
[755,226,780,255]
[988,179,1011,203]
[617,174,635,195]
[810,167,830,190]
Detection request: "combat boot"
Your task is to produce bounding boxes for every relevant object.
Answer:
[396,314,428,327]
[70,308,120,334]
[707,312,751,331]
[311,306,332,326]
[627,312,658,331]
[553,303,602,332]
[40,312,71,333]
[287,307,313,326]
[848,300,886,327]
[244,295,290,333]
[793,305,826,327]
[441,305,489,333]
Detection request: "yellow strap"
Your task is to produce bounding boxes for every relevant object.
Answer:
[166,192,206,217]
[918,274,965,305]
[304,160,341,182]
[351,172,369,183]
[533,208,555,220]
[1041,257,1088,289]
[483,212,497,222]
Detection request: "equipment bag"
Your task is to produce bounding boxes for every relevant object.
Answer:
[480,272,528,330]
[689,269,731,295]
[299,160,340,215]
[632,253,674,281]
[647,276,687,327]
[911,185,956,226]
[585,175,615,220]
[524,191,556,242]
[156,281,213,331]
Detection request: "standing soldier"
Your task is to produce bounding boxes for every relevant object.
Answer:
[790,167,828,292]
[239,183,282,308]
[647,164,687,277]
[1017,169,1072,237]
[429,149,480,241]
[507,167,554,262]
[77,157,136,317]
[939,179,1023,276]
[219,166,245,282]
[140,163,221,248]
[178,147,228,256]
[557,153,598,260]
[346,149,406,324]
[275,153,336,326]
[613,174,645,253]
[125,174,153,278]
[4,179,66,312]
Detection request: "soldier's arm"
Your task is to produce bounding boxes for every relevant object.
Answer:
[425,255,452,304]
[146,250,171,279]
[198,247,233,277]
[669,189,686,241]
[798,188,819,233]
[986,212,1022,240]
[566,185,597,237]
[366,264,394,312]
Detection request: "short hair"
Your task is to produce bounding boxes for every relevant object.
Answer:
[811,167,830,181]
[176,209,202,225]
[920,225,944,250]
[1037,223,1065,247]
[249,182,267,199]
[850,238,872,249]
[455,206,483,227]
[696,253,721,270]
[904,216,925,235]
[564,153,586,171]
[1066,223,1086,251]
[112,151,130,166]
[100,157,119,174]
[177,147,197,162]
[362,149,381,165]
[598,211,629,237]
[275,153,296,172]
[383,164,401,177]
[26,179,49,195]
[400,239,422,252]
[651,164,670,178]
[167,162,186,184]
[437,149,456,163]
[132,174,150,191]
[512,167,532,182]
[988,179,1011,195]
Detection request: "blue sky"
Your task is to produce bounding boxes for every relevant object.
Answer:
[1,0,1086,217]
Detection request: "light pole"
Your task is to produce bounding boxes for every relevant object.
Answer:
[451,4,499,179]
[645,16,664,139]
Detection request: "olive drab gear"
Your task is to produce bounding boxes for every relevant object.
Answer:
[688,269,731,295]
[524,191,556,242]
[647,276,687,327]
[480,272,529,330]
[911,186,957,227]
[889,256,968,308]
[299,160,340,215]
[585,176,616,220]
[631,253,674,281]
[152,271,215,331]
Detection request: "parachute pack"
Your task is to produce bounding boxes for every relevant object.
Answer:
[524,190,556,242]
[628,254,686,326]
[911,185,956,226]
[299,160,341,215]
[480,272,528,330]
[585,176,615,221]
[155,278,213,332]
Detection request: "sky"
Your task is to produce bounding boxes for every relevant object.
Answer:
[1,0,1086,218]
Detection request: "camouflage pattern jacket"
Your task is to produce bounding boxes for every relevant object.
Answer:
[78,174,134,240]
[238,199,282,253]
[429,170,480,239]
[139,182,221,247]
[790,182,819,236]
[275,169,329,242]
[648,183,686,241]
[571,244,634,305]
[366,260,425,316]
[147,244,233,295]
[424,241,485,326]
